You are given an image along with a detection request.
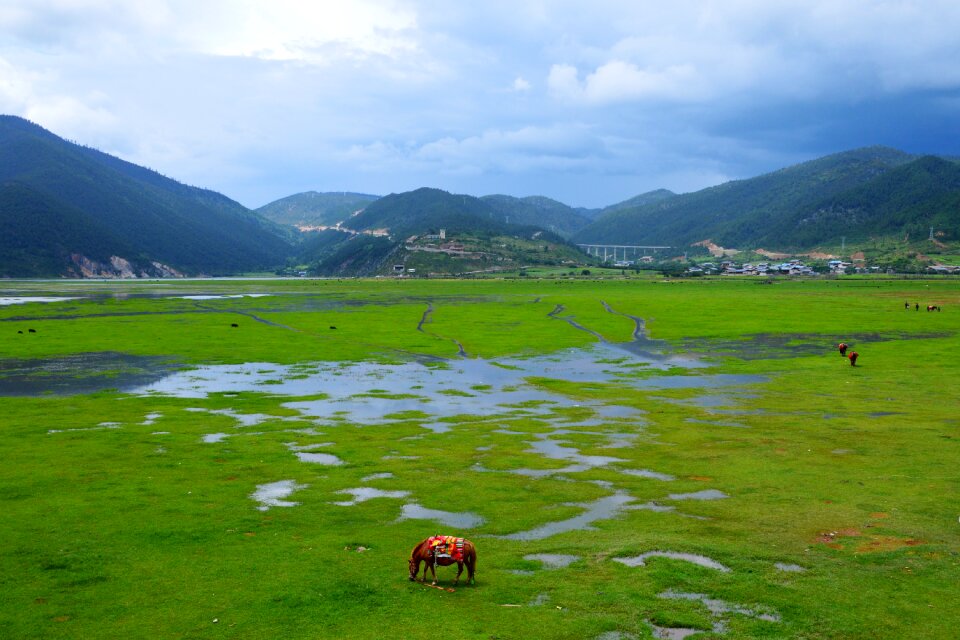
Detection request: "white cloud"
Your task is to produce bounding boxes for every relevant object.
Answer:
[177,0,420,64]
[512,76,531,92]
[549,60,701,104]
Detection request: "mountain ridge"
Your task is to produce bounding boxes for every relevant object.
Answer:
[0,115,292,277]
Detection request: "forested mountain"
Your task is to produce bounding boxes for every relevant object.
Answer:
[574,147,922,249]
[257,191,379,228]
[0,115,291,277]
[480,194,593,237]
[761,155,960,246]
[343,187,514,237]
[598,189,677,216]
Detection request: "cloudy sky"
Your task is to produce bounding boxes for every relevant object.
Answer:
[3,1,960,208]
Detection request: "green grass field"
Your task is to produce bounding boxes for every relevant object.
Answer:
[1,276,958,639]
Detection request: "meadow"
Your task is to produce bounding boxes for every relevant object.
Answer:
[1,276,958,639]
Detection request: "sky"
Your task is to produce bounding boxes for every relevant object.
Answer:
[3,1,960,209]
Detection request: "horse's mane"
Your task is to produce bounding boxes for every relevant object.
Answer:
[410,538,430,559]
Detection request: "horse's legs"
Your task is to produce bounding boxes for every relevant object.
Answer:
[428,561,437,585]
[454,561,463,585]
[467,553,476,584]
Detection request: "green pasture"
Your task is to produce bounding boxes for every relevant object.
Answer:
[1,276,958,639]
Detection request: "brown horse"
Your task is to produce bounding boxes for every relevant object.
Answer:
[408,537,477,585]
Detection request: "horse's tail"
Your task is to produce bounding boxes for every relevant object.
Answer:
[466,542,477,580]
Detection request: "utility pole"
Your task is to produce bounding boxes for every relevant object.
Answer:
[929,226,934,241]
[841,236,845,252]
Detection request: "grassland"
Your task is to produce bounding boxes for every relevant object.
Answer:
[1,276,958,639]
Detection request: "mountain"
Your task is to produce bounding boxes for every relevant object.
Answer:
[257,191,379,228]
[767,155,960,246]
[598,189,677,216]
[0,115,291,277]
[480,194,593,237]
[288,187,587,276]
[342,187,509,238]
[574,146,920,250]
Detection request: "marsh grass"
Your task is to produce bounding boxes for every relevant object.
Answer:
[1,277,958,638]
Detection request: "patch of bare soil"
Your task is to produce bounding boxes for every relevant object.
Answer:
[855,537,924,553]
[693,239,740,257]
[755,248,791,260]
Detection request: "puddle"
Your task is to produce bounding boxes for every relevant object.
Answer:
[614,551,731,572]
[285,443,343,465]
[332,487,410,506]
[527,437,625,469]
[627,502,677,514]
[499,491,635,540]
[0,352,180,396]
[397,503,485,529]
[619,468,675,481]
[202,433,231,443]
[186,407,294,428]
[646,623,705,640]
[176,294,272,300]
[659,590,781,625]
[0,296,77,306]
[666,490,728,501]
[294,452,343,465]
[251,480,308,511]
[774,562,806,573]
[49,422,122,434]
[524,553,580,569]
[685,418,749,429]
[361,472,394,482]
[130,342,763,414]
[528,593,551,606]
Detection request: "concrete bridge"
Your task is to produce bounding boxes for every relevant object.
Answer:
[577,244,672,262]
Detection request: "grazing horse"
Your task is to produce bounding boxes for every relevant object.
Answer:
[408,536,477,585]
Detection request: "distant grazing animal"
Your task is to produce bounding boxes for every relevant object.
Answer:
[329,326,337,330]
[17,330,23,334]
[231,323,239,327]
[409,536,476,585]
[28,328,36,333]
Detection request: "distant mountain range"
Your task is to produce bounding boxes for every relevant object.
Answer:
[572,147,960,250]
[256,191,379,228]
[3,114,958,278]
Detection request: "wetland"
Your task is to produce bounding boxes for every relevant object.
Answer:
[1,276,958,639]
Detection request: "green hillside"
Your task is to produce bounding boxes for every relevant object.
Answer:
[480,194,593,237]
[343,187,504,238]
[598,188,677,216]
[284,188,591,276]
[574,146,918,249]
[257,191,379,227]
[0,182,135,277]
[768,155,960,246]
[0,115,291,276]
